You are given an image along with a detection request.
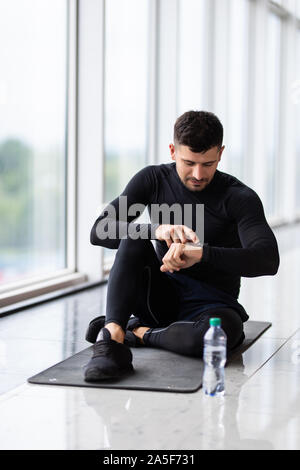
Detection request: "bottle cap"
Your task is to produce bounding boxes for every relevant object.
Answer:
[209,317,221,326]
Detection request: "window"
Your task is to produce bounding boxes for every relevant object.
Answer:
[296,28,300,209]
[265,12,282,217]
[177,0,209,114]
[226,0,249,181]
[2,0,300,306]
[103,0,150,268]
[104,0,149,202]
[297,0,300,17]
[0,0,69,287]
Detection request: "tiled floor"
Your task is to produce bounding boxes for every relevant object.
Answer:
[0,224,299,450]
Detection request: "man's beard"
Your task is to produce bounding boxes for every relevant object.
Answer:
[183,178,210,191]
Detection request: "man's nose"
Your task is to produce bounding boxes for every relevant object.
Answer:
[192,165,205,180]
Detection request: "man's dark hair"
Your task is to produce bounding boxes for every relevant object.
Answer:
[174,110,223,153]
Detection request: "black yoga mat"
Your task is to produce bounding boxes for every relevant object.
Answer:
[28,321,271,393]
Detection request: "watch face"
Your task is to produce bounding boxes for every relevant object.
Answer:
[184,242,202,249]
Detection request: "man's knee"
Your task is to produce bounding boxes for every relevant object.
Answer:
[217,311,244,350]
[191,308,244,355]
[116,238,154,262]
[205,308,244,350]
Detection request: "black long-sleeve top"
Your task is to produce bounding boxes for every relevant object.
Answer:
[91,163,280,301]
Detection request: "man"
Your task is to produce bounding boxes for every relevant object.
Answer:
[84,110,280,382]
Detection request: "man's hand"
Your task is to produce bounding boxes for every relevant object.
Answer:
[160,243,203,273]
[155,224,199,248]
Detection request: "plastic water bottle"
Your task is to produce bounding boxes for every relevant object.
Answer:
[203,317,227,396]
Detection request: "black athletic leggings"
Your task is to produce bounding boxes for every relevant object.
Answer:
[105,238,245,358]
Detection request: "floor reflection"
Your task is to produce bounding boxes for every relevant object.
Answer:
[74,353,272,450]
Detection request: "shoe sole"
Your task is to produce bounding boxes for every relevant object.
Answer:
[84,364,134,382]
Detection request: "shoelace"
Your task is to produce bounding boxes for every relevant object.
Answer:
[92,340,115,357]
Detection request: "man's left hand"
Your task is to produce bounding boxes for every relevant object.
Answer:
[160,243,203,273]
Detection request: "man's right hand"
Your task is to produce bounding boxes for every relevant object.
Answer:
[155,224,200,248]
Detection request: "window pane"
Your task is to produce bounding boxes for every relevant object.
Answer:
[178,0,208,114]
[103,0,149,266]
[104,0,149,202]
[265,12,281,217]
[296,29,300,209]
[283,0,296,15]
[0,0,68,285]
[226,0,249,181]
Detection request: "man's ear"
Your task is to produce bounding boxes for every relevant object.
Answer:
[218,145,225,162]
[169,143,176,161]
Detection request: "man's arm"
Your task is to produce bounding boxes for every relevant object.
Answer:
[90,166,159,249]
[199,190,280,277]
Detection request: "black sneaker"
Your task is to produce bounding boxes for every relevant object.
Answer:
[84,327,134,382]
[85,315,149,347]
[85,315,106,343]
